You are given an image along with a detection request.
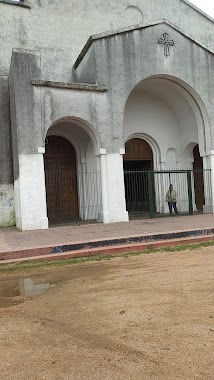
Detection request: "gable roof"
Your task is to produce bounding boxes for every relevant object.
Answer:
[181,0,214,23]
[74,19,214,69]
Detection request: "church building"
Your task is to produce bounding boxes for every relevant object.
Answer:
[0,0,214,230]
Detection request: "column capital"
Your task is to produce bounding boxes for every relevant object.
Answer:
[201,150,214,157]
[99,148,107,155]
[120,148,125,155]
[38,147,45,154]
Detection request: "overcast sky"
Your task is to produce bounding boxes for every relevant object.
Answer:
[189,0,214,18]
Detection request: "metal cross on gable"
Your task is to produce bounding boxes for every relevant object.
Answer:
[158,33,174,57]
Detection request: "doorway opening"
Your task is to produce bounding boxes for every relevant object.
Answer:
[44,136,79,223]
[193,144,205,211]
[124,138,153,215]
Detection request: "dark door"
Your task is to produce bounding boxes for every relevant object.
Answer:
[193,145,205,211]
[124,139,154,213]
[44,136,79,222]
[124,160,152,212]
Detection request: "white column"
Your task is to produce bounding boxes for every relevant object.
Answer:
[189,161,197,212]
[159,162,170,214]
[159,162,167,213]
[202,156,210,213]
[14,148,49,230]
[206,154,214,213]
[105,149,129,223]
[78,161,87,220]
[98,148,129,223]
[98,149,111,223]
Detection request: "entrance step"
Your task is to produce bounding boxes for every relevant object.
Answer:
[0,227,214,263]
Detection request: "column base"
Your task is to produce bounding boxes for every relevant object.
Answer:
[97,211,129,224]
[18,217,49,231]
[97,212,111,224]
[203,204,214,214]
[109,210,129,223]
[41,217,49,229]
[193,204,197,212]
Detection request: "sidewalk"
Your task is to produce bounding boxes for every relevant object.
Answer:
[0,214,214,263]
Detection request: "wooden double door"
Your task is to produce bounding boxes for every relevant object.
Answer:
[44,136,79,222]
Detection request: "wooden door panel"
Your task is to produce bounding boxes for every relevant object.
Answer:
[44,161,58,220]
[58,161,78,219]
[44,136,79,222]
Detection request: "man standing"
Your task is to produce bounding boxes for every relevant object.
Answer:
[165,184,179,215]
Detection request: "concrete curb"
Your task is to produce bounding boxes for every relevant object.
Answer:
[0,232,214,264]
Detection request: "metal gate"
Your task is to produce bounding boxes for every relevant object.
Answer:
[44,136,102,226]
[124,169,212,219]
[45,168,102,226]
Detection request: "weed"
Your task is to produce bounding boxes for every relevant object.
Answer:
[0,239,213,273]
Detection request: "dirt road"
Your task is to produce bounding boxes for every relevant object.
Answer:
[0,248,214,379]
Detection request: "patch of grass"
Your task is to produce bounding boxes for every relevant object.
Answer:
[0,239,214,273]
[0,254,115,273]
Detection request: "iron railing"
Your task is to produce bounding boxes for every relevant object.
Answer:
[124,169,212,219]
[47,170,102,227]
[47,168,213,227]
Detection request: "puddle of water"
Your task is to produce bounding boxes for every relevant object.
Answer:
[0,278,50,309]
[0,261,111,309]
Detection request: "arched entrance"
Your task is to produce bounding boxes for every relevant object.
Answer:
[44,136,79,223]
[124,138,154,214]
[124,138,153,169]
[123,75,212,217]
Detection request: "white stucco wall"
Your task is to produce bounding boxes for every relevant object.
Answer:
[6,1,214,229]
[0,0,213,81]
[106,153,129,222]
[124,92,179,163]
[123,77,202,214]
[124,79,199,167]
[14,154,48,230]
[0,184,15,227]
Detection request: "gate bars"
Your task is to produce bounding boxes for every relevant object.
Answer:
[48,170,102,227]
[49,168,212,227]
[124,169,212,219]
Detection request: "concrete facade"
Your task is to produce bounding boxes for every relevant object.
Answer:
[0,0,214,229]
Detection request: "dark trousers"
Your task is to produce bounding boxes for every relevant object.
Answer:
[168,202,178,214]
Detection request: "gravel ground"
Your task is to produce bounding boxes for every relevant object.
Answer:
[0,247,214,380]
